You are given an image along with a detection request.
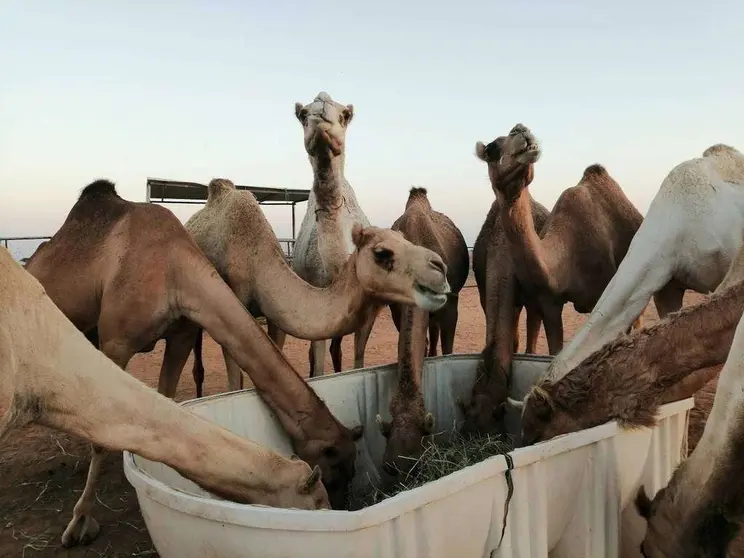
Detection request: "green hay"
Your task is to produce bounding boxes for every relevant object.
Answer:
[348,428,515,510]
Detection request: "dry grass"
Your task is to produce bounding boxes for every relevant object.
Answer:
[349,428,515,509]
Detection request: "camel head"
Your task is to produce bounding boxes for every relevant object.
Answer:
[291,422,365,510]
[267,458,330,510]
[635,474,736,557]
[295,91,353,161]
[475,123,541,205]
[457,346,508,436]
[351,224,450,313]
[376,396,435,478]
[509,382,582,446]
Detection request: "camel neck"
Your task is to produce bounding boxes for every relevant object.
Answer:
[396,305,428,397]
[557,281,744,428]
[312,153,345,210]
[255,252,373,340]
[500,188,557,293]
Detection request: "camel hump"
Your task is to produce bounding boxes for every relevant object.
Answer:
[207,178,236,199]
[79,179,117,200]
[703,143,739,158]
[409,186,428,197]
[582,164,608,179]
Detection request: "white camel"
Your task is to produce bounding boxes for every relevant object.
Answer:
[0,247,328,545]
[545,144,744,383]
[288,91,377,376]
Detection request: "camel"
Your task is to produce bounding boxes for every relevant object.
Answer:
[635,307,744,557]
[0,248,328,545]
[178,179,450,397]
[474,123,644,355]
[375,187,468,474]
[290,91,377,376]
[546,143,744,383]
[457,190,552,435]
[22,180,374,544]
[508,241,744,447]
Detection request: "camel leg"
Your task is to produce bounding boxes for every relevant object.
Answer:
[61,343,133,548]
[428,320,440,357]
[267,320,287,351]
[512,305,522,354]
[439,302,459,355]
[389,303,402,333]
[309,340,326,378]
[540,297,564,355]
[330,337,343,372]
[222,346,244,392]
[653,280,686,319]
[353,309,379,369]
[525,304,542,354]
[159,323,200,399]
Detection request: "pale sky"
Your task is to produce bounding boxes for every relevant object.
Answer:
[2,0,742,260]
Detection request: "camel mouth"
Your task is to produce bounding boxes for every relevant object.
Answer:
[413,283,448,309]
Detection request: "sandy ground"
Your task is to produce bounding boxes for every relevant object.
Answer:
[0,278,710,557]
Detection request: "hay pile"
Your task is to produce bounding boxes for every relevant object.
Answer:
[348,429,514,510]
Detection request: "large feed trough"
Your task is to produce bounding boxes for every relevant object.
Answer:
[124,354,692,558]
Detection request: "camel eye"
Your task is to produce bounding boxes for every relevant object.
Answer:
[299,108,309,124]
[374,248,393,262]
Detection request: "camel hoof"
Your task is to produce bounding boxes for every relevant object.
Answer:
[61,514,100,548]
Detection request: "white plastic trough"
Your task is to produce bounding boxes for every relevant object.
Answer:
[124,354,693,558]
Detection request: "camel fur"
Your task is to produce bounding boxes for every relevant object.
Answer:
[0,247,328,547]
[376,187,468,474]
[178,179,449,397]
[547,143,744,383]
[290,91,378,376]
[23,180,366,541]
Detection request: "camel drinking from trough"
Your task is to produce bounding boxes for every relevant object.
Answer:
[376,187,469,474]
[0,248,329,546]
[21,179,446,543]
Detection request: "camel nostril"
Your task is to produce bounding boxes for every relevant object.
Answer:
[430,258,446,276]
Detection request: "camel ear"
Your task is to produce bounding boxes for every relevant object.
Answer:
[295,102,306,122]
[299,465,323,494]
[351,223,369,249]
[423,412,435,434]
[290,453,301,461]
[350,424,365,441]
[376,414,392,438]
[475,141,488,161]
[530,385,555,420]
[635,485,653,519]
[506,397,524,411]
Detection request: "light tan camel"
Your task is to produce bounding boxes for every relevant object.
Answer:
[548,143,744,383]
[458,192,553,435]
[376,187,468,474]
[474,124,644,355]
[509,241,744,447]
[23,180,370,543]
[176,178,450,397]
[0,247,328,547]
[290,91,378,376]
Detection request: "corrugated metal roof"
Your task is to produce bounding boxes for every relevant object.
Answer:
[146,178,310,205]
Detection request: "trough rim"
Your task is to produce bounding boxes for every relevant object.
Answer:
[123,353,694,532]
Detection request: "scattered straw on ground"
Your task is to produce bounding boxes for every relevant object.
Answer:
[349,429,515,509]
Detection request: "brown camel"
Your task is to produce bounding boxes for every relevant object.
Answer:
[474,123,644,354]
[635,313,744,557]
[458,192,554,435]
[290,92,378,376]
[376,187,469,474]
[178,179,450,397]
[510,247,744,447]
[0,248,328,543]
[23,180,374,543]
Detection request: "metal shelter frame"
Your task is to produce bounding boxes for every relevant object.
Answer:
[145,178,310,239]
